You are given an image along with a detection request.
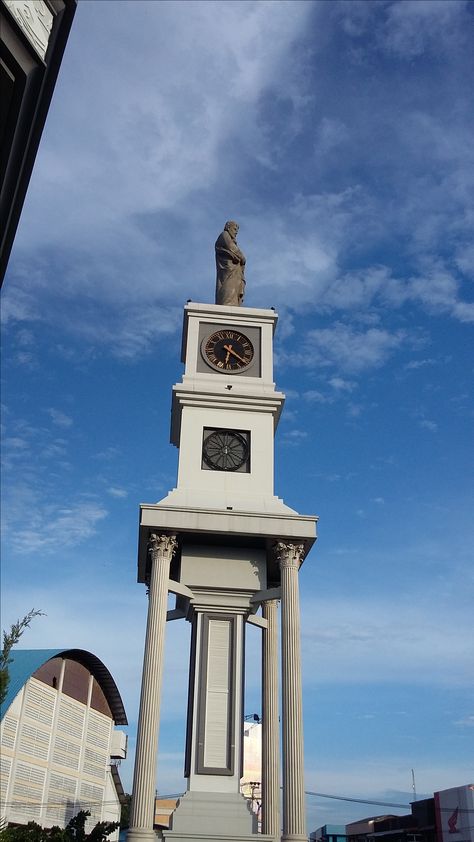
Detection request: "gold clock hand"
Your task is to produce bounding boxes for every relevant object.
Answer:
[223,344,246,364]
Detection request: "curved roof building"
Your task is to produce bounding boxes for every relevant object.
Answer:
[0,649,127,836]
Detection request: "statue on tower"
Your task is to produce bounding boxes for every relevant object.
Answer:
[215,220,246,306]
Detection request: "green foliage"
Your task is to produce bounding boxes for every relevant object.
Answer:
[0,609,45,705]
[0,812,119,842]
[0,822,48,842]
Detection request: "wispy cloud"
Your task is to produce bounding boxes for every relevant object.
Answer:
[303,390,332,404]
[3,496,108,554]
[379,0,469,59]
[329,376,357,392]
[419,418,438,433]
[1,413,108,554]
[405,358,436,371]
[2,0,472,359]
[46,408,73,428]
[300,595,472,687]
[281,429,308,445]
[453,715,474,728]
[2,1,317,357]
[107,487,128,499]
[93,447,121,462]
[294,323,407,374]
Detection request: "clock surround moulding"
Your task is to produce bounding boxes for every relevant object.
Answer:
[201,328,255,373]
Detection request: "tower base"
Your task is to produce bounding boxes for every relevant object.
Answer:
[161,790,273,842]
[161,836,275,842]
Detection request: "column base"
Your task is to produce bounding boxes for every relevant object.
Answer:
[161,790,269,840]
[126,828,160,842]
[162,836,273,842]
[281,836,308,842]
[162,836,274,842]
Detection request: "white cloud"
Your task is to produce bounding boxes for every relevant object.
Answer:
[454,715,474,728]
[380,0,468,58]
[336,0,470,62]
[323,266,391,311]
[282,429,308,446]
[347,402,364,418]
[2,2,320,356]
[2,436,28,451]
[15,351,36,368]
[313,472,345,484]
[405,358,436,370]
[107,487,128,499]
[303,390,332,404]
[5,500,108,554]
[299,323,407,374]
[455,243,474,275]
[2,0,472,359]
[419,419,438,433]
[93,447,121,462]
[409,265,474,323]
[1,413,109,553]
[16,328,35,347]
[300,595,472,687]
[46,408,73,428]
[329,376,357,392]
[8,4,314,248]
[316,116,350,154]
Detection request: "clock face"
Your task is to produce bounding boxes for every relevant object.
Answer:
[202,329,254,372]
[202,429,249,471]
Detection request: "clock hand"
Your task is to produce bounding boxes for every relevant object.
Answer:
[223,344,246,364]
[225,348,230,364]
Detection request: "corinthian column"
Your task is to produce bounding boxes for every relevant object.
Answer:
[261,598,280,840]
[127,533,177,842]
[275,542,306,842]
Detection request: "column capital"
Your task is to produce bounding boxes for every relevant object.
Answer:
[263,597,280,608]
[148,532,177,559]
[273,541,305,570]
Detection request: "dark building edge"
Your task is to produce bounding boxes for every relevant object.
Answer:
[0,0,77,286]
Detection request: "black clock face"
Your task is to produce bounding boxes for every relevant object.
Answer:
[202,429,249,471]
[203,329,254,372]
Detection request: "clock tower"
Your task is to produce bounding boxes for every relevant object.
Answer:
[127,301,317,842]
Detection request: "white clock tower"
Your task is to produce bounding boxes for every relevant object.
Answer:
[127,301,317,842]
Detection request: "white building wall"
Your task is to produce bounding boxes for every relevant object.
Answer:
[435,784,474,842]
[0,675,125,840]
[241,722,262,817]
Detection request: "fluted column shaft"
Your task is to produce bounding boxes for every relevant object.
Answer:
[128,533,177,842]
[261,598,280,840]
[276,542,306,842]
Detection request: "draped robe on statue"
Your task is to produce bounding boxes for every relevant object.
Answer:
[215,229,246,306]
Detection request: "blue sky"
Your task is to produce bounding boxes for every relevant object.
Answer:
[1,0,473,829]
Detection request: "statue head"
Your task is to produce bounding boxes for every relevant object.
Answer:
[224,220,239,238]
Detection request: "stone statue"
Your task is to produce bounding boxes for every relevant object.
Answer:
[215,220,246,306]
